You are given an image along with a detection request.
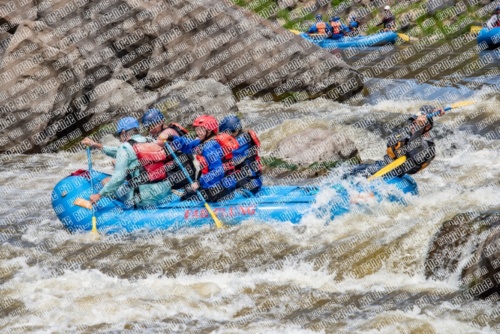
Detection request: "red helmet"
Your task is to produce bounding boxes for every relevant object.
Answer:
[193,115,219,134]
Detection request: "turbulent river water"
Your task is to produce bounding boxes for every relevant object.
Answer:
[2,46,500,333]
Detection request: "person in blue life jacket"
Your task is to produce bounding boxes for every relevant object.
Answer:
[486,7,500,30]
[377,5,396,32]
[165,115,239,203]
[82,117,172,208]
[219,115,263,195]
[329,16,349,39]
[308,14,332,35]
[350,105,445,178]
[141,108,196,191]
[347,15,361,36]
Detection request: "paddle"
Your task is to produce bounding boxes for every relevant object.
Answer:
[164,142,225,229]
[367,101,476,181]
[470,26,483,35]
[86,146,99,236]
[397,33,410,42]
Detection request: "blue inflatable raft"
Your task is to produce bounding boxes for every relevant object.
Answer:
[299,31,398,49]
[51,170,418,234]
[477,27,500,49]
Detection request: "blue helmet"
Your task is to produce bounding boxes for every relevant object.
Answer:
[219,115,242,133]
[497,6,500,11]
[315,14,322,20]
[116,117,140,134]
[330,16,340,22]
[142,108,165,127]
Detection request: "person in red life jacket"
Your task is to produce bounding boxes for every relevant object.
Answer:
[329,16,349,40]
[141,108,196,191]
[308,14,333,35]
[377,5,396,31]
[166,115,238,203]
[486,7,500,29]
[82,117,172,208]
[219,115,263,195]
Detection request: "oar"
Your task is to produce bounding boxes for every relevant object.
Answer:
[367,101,476,181]
[470,26,483,35]
[397,33,410,42]
[367,156,406,181]
[164,143,225,229]
[87,146,99,235]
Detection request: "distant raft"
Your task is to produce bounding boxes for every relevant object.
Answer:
[477,27,500,49]
[297,31,398,49]
[52,170,418,234]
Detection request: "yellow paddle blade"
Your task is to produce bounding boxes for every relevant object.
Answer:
[397,33,410,42]
[74,198,93,209]
[450,100,476,109]
[470,26,482,34]
[367,156,407,181]
[204,203,225,229]
[289,29,302,35]
[91,216,99,236]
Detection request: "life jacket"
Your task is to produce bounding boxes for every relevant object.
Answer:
[316,22,327,34]
[331,21,341,34]
[195,133,239,177]
[166,122,188,136]
[234,130,262,178]
[128,139,169,184]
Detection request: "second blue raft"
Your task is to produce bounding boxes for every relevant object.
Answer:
[299,31,398,49]
[477,27,500,49]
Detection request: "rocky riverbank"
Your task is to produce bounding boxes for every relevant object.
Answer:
[0,0,362,154]
[234,0,495,39]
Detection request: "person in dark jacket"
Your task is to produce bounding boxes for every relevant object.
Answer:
[377,5,396,31]
[351,105,445,178]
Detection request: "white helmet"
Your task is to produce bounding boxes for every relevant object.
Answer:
[384,5,390,10]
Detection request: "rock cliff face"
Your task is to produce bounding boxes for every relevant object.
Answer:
[0,0,362,154]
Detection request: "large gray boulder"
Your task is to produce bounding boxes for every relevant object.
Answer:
[0,0,362,154]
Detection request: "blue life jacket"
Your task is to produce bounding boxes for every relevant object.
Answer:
[233,130,262,191]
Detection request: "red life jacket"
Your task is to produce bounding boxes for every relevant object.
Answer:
[316,22,327,34]
[128,140,168,183]
[331,21,341,34]
[195,133,239,176]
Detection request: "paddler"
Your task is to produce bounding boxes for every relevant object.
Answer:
[308,14,332,36]
[486,6,500,29]
[141,108,196,191]
[83,117,172,208]
[383,105,445,176]
[348,15,361,36]
[351,105,445,178]
[219,115,263,195]
[329,16,349,39]
[166,115,238,203]
[376,5,396,32]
